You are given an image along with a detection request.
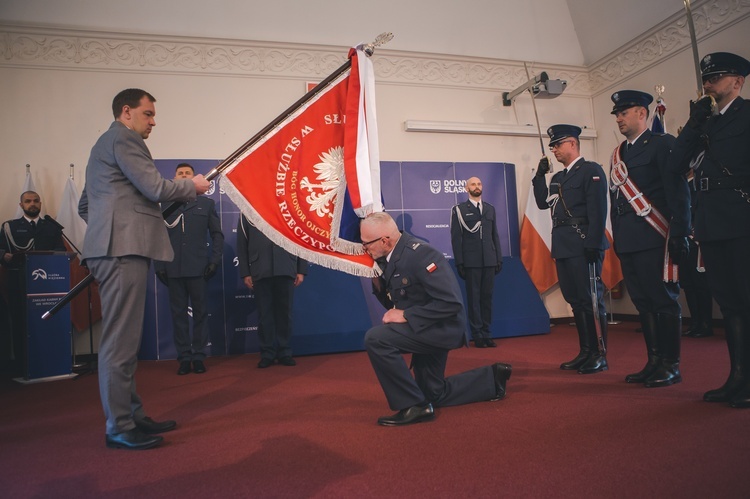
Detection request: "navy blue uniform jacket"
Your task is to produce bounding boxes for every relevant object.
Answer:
[668,96,750,242]
[610,130,690,253]
[373,232,467,350]
[450,200,502,268]
[532,158,609,259]
[155,196,223,278]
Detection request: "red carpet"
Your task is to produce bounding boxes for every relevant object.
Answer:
[1,321,748,498]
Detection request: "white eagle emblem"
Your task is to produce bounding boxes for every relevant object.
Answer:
[300,146,342,218]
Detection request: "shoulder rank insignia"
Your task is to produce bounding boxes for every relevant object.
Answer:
[411,242,421,250]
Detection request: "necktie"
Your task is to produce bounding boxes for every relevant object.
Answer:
[562,168,567,176]
[30,220,36,229]
[477,202,482,214]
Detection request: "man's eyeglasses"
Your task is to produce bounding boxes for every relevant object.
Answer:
[549,139,575,151]
[703,73,735,85]
[362,236,387,249]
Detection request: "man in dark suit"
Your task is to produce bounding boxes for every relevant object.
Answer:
[155,163,224,376]
[237,215,307,368]
[1,191,66,373]
[608,90,691,388]
[533,124,609,374]
[668,52,750,408]
[450,176,503,348]
[79,88,209,449]
[361,212,512,426]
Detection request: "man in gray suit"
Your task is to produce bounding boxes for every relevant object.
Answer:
[155,163,224,376]
[79,88,209,450]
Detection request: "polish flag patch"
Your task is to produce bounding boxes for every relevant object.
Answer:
[426,262,437,273]
[593,176,601,182]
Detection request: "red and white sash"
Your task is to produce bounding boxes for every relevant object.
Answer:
[610,144,678,282]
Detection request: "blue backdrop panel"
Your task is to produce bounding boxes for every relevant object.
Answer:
[139,159,547,360]
[291,265,372,355]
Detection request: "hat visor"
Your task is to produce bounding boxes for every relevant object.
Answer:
[548,136,570,147]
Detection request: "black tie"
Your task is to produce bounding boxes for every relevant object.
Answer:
[477,202,482,214]
[562,169,567,176]
[626,142,632,152]
[30,220,36,229]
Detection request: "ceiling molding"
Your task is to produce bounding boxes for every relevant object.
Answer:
[587,0,750,95]
[0,23,591,94]
[1,0,747,97]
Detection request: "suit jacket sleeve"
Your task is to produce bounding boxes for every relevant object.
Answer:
[449,205,463,266]
[78,186,88,223]
[236,216,250,278]
[584,163,608,250]
[296,258,308,275]
[490,205,502,263]
[532,175,551,210]
[657,134,691,238]
[208,201,224,266]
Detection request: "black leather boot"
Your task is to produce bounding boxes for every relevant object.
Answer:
[626,313,660,383]
[645,313,682,388]
[561,310,591,370]
[682,289,699,337]
[578,313,608,374]
[689,286,714,337]
[705,314,747,403]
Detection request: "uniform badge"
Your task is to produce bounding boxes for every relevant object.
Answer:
[402,277,409,285]
[411,242,421,250]
[593,176,600,182]
[426,262,437,273]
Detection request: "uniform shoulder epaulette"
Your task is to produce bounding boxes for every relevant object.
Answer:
[409,242,421,250]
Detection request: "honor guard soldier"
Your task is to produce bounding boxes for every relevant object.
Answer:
[450,176,503,348]
[533,125,609,374]
[155,163,224,376]
[608,90,691,388]
[669,52,750,408]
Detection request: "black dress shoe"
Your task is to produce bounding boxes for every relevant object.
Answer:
[491,362,512,400]
[192,360,206,374]
[106,429,163,450]
[485,338,497,348]
[177,360,192,375]
[474,338,487,348]
[378,403,434,426]
[258,358,275,368]
[278,356,296,366]
[135,416,177,434]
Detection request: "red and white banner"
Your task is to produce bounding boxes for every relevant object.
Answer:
[520,184,557,294]
[222,47,381,277]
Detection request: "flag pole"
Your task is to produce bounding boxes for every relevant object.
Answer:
[42,32,393,320]
[163,32,393,219]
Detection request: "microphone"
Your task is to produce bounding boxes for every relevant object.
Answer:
[44,214,65,230]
